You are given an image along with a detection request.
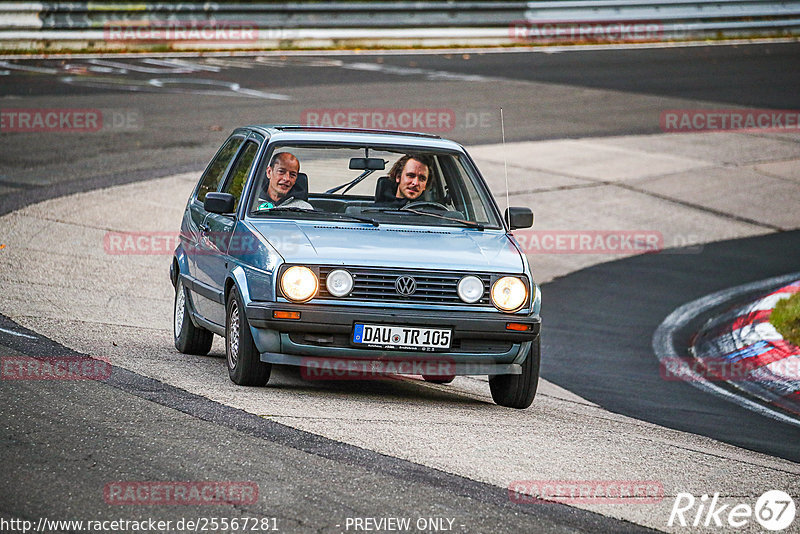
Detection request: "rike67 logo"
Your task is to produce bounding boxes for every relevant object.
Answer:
[669,490,796,531]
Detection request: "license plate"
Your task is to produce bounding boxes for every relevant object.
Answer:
[353,323,452,351]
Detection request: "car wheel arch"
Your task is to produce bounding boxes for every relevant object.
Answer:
[171,244,190,287]
[225,266,253,309]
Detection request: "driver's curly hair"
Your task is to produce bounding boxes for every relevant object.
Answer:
[388,154,435,182]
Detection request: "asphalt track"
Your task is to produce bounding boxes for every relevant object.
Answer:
[543,230,800,463]
[2,42,799,203]
[1,42,799,532]
[1,318,647,534]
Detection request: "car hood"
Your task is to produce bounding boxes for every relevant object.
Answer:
[249,220,524,272]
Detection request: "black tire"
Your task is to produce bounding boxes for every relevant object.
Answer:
[489,336,540,409]
[173,281,213,355]
[422,375,455,384]
[226,287,271,386]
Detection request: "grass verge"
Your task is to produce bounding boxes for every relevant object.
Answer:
[771,291,800,346]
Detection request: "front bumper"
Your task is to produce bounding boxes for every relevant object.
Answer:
[245,301,540,374]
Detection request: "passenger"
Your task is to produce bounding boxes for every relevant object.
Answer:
[258,152,313,210]
[377,154,433,208]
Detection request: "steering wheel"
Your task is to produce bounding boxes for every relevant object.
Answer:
[402,201,450,211]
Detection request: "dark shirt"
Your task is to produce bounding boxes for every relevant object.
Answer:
[374,196,409,209]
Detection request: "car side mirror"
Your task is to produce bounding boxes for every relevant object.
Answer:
[204,192,235,215]
[505,207,533,230]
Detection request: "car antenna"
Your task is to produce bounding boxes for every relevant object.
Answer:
[500,107,511,228]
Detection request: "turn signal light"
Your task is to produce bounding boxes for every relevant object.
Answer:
[273,310,301,320]
[506,322,531,332]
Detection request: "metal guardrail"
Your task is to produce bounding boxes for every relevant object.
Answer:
[0,1,798,51]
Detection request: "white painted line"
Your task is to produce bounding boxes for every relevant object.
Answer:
[341,61,495,82]
[0,60,59,74]
[88,58,194,74]
[751,292,796,311]
[652,272,800,428]
[58,75,291,100]
[0,326,36,339]
[142,58,221,72]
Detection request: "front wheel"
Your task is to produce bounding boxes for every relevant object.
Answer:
[489,337,540,409]
[226,287,271,386]
[174,281,213,355]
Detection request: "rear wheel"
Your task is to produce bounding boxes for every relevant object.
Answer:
[226,286,271,386]
[489,337,540,409]
[173,281,213,355]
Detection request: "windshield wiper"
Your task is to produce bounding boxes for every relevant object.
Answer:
[324,212,380,226]
[362,207,484,230]
[256,206,379,227]
[325,169,375,195]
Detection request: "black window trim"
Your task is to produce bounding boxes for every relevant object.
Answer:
[219,134,263,213]
[242,140,503,228]
[191,131,248,206]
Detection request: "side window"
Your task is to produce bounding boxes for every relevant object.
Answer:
[221,141,259,210]
[196,136,244,202]
[447,156,490,223]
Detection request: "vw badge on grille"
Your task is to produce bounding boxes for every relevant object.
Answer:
[395,276,417,296]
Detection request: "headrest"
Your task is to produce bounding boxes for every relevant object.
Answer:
[288,172,308,202]
[374,176,397,202]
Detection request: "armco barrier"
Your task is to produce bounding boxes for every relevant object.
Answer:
[0,1,799,51]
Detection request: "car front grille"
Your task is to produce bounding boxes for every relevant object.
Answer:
[318,266,492,306]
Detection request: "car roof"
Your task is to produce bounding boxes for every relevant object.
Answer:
[245,125,466,152]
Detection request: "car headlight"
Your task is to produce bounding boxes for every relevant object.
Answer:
[280,266,318,303]
[491,276,527,312]
[457,275,484,304]
[326,269,354,297]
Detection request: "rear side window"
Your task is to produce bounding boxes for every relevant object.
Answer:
[222,140,259,210]
[196,136,244,202]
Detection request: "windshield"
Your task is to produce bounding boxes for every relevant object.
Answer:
[247,144,502,229]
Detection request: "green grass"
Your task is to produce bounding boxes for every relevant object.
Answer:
[771,291,800,347]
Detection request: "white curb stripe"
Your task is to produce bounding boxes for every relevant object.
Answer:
[652,272,800,428]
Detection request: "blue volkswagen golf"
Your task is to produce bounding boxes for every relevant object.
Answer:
[171,126,541,408]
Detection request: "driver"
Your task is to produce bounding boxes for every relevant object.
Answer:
[258,152,313,210]
[377,154,433,208]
